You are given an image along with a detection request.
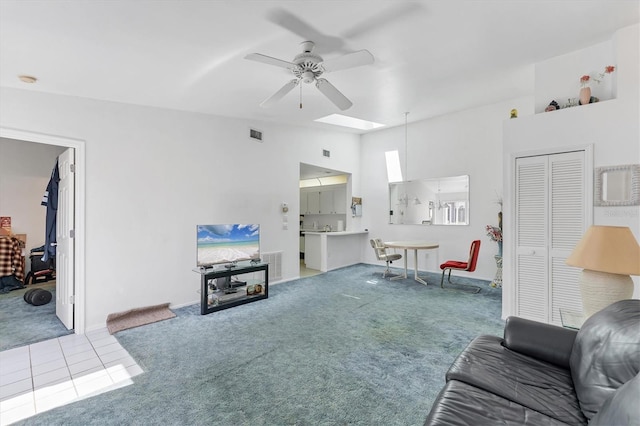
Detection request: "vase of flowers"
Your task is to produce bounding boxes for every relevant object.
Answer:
[486,224,503,257]
[579,65,615,105]
[578,79,591,106]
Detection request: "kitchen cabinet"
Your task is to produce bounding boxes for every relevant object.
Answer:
[301,185,346,215]
[319,190,334,214]
[332,186,346,214]
[319,187,346,214]
[300,191,307,213]
[300,191,321,214]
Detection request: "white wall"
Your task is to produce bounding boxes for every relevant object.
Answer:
[360,95,534,281]
[0,88,360,330]
[0,138,66,271]
[503,24,640,317]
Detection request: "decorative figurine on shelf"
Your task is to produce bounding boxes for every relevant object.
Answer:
[545,100,560,112]
[565,98,578,108]
[510,109,518,119]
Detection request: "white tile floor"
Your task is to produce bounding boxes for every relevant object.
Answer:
[299,259,322,278]
[0,329,143,425]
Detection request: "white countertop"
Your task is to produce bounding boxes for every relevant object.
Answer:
[302,230,368,236]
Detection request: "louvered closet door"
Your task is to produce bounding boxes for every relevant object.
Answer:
[548,152,585,324]
[515,156,549,321]
[515,151,586,325]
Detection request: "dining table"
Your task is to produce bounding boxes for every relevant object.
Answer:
[383,240,439,285]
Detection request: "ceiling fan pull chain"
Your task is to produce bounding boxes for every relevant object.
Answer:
[299,82,303,109]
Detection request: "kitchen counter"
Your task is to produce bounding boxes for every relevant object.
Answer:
[302,230,368,236]
[304,231,369,272]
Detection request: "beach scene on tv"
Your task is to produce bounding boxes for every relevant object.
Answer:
[197,224,260,267]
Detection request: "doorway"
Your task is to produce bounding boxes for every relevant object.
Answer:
[299,162,350,277]
[0,127,86,337]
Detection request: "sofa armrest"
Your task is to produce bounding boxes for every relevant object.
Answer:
[503,316,577,369]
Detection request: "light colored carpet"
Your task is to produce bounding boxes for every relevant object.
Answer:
[0,283,73,351]
[106,302,176,334]
[21,264,503,425]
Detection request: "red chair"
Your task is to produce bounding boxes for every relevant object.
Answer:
[440,240,481,293]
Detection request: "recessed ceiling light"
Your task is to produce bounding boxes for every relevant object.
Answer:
[315,114,385,131]
[18,75,37,84]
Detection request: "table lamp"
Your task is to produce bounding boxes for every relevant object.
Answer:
[566,225,640,317]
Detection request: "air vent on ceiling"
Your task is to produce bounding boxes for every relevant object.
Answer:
[249,128,263,142]
[322,149,330,158]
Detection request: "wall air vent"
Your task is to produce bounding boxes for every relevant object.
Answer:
[249,128,263,142]
[261,251,283,281]
[322,149,330,158]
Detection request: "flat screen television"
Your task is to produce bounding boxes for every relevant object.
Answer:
[196,224,260,268]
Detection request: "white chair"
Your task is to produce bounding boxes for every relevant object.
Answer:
[370,238,402,278]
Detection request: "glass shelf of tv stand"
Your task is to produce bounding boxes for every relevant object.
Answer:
[194,262,269,315]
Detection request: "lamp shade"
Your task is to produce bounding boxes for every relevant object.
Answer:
[566,226,640,275]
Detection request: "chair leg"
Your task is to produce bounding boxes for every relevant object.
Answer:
[383,261,390,278]
[440,268,481,293]
[382,261,399,279]
[378,261,394,278]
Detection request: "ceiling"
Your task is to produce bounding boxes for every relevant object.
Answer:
[1,1,638,134]
[300,163,350,180]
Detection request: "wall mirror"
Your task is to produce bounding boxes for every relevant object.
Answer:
[594,164,640,206]
[389,175,469,225]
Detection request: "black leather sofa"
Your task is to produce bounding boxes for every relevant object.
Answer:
[424,299,640,425]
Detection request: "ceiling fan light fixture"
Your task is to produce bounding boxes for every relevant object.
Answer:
[300,40,315,53]
[302,71,316,84]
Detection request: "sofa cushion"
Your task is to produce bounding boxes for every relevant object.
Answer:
[570,299,640,420]
[424,380,568,426]
[503,316,577,369]
[446,335,586,425]
[590,372,640,426]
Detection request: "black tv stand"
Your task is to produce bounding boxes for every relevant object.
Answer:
[196,263,268,315]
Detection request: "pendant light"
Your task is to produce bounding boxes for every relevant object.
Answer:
[401,112,421,205]
[404,112,409,182]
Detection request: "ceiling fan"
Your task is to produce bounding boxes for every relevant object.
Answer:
[245,41,374,111]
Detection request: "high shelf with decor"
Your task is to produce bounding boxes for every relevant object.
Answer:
[195,263,268,315]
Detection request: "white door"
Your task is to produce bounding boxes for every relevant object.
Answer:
[56,148,75,329]
[515,155,549,321]
[515,151,586,325]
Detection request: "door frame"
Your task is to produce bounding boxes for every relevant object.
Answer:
[503,143,593,320]
[0,126,86,334]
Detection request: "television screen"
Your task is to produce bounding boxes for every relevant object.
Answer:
[197,224,260,267]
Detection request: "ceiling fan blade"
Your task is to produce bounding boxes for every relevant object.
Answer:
[342,3,423,39]
[321,50,374,73]
[260,79,299,108]
[245,53,295,69]
[266,8,344,53]
[315,78,352,111]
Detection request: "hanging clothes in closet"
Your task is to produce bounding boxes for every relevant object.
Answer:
[0,230,25,293]
[41,159,59,262]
